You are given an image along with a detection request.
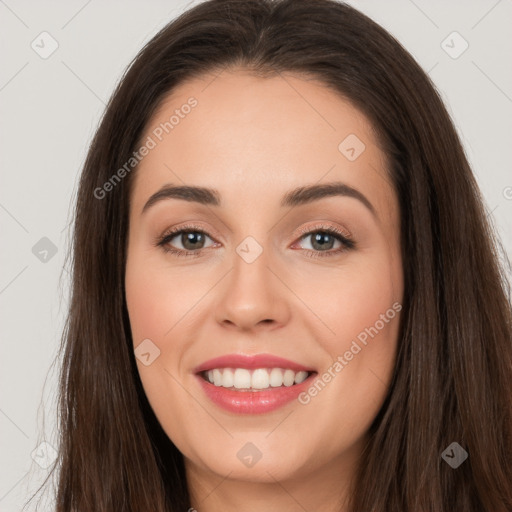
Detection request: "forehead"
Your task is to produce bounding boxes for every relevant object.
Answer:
[130,69,393,217]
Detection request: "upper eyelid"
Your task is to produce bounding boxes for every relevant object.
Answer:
[295,222,352,239]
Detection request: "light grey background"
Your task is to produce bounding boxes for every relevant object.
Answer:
[1,0,511,510]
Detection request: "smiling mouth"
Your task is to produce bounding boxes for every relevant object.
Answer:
[199,367,316,391]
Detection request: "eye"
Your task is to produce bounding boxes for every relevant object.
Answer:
[155,224,217,257]
[155,223,355,258]
[299,231,342,251]
[293,225,355,258]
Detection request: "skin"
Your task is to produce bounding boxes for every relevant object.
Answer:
[125,68,403,512]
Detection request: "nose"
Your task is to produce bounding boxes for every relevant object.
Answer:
[214,244,291,332]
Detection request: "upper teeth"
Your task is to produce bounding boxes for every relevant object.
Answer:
[205,368,310,390]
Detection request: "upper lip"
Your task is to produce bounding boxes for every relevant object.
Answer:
[194,353,316,374]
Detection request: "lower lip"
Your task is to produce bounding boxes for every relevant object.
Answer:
[195,373,316,414]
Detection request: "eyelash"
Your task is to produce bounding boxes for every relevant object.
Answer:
[154,223,355,259]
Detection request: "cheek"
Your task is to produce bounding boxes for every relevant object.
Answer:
[125,250,197,448]
[297,255,401,344]
[295,254,402,408]
[125,271,163,345]
[125,251,203,344]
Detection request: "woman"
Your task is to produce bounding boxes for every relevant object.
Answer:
[43,0,512,510]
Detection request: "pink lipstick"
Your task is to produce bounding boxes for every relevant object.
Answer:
[194,353,317,414]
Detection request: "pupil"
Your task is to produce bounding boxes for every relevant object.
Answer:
[312,232,334,251]
[183,232,204,250]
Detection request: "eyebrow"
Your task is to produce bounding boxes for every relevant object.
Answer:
[141,181,376,217]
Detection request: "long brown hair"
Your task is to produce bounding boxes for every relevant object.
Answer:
[33,0,512,510]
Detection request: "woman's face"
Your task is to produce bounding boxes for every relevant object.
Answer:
[125,69,403,489]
